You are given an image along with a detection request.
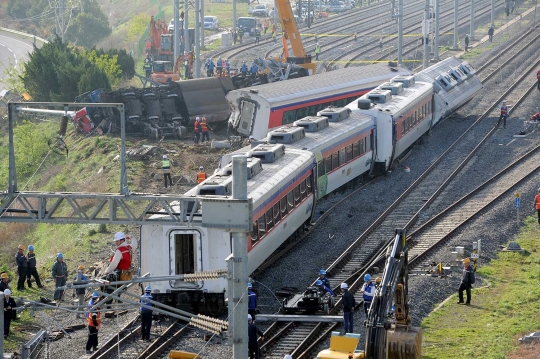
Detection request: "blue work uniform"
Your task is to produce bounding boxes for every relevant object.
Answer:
[248,289,257,320]
[140,293,153,341]
[361,281,375,316]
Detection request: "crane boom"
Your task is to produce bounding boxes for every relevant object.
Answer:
[274,0,316,74]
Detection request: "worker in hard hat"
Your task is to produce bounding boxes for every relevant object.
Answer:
[85,292,100,319]
[315,279,334,296]
[85,293,101,354]
[375,277,382,288]
[26,245,43,288]
[248,314,264,359]
[0,272,10,292]
[499,99,509,129]
[52,253,68,301]
[162,154,173,188]
[341,283,355,334]
[200,117,212,143]
[360,274,375,316]
[74,265,89,318]
[197,166,207,184]
[534,188,540,225]
[248,283,257,322]
[16,244,28,291]
[3,289,17,339]
[318,269,331,289]
[140,286,153,341]
[457,258,474,305]
[103,232,137,309]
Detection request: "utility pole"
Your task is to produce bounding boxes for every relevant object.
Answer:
[453,0,458,49]
[470,0,474,40]
[184,0,190,52]
[195,0,201,78]
[81,0,84,13]
[423,0,429,69]
[230,155,249,359]
[434,0,440,60]
[55,4,59,38]
[397,0,403,65]
[491,0,495,27]
[233,0,237,33]
[200,0,205,49]
[61,0,65,42]
[174,0,179,67]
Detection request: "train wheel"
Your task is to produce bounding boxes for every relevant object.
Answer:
[149,128,159,141]
[206,296,224,316]
[323,303,330,315]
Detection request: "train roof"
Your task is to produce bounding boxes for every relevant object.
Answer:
[353,77,433,116]
[186,146,314,207]
[415,56,482,117]
[226,64,412,107]
[267,111,375,156]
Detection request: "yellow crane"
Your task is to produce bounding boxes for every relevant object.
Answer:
[274,0,317,75]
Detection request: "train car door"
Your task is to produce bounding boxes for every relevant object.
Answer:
[169,230,202,289]
[236,100,257,136]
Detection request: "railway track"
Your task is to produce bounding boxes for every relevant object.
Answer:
[257,32,540,359]
[88,318,189,359]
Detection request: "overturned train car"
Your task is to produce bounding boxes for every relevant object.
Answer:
[73,77,235,139]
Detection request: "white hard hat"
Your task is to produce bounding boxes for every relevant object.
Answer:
[340,283,348,289]
[249,135,255,140]
[163,155,167,159]
[114,232,125,241]
[502,99,507,103]
[199,166,204,170]
[196,116,200,120]
[248,314,252,321]
[4,289,11,296]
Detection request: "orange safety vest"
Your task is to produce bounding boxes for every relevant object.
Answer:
[109,245,132,270]
[87,311,101,327]
[197,171,207,184]
[536,194,540,210]
[200,122,208,132]
[194,121,200,133]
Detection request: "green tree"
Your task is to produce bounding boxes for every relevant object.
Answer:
[96,49,135,80]
[21,37,110,101]
[82,49,122,87]
[65,0,111,48]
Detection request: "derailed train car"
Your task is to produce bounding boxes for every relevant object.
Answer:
[138,58,482,314]
[73,77,235,139]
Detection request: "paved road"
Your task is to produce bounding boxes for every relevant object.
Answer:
[0,31,35,93]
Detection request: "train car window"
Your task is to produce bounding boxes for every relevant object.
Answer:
[325,156,332,174]
[307,175,313,194]
[274,203,281,223]
[258,219,266,238]
[266,209,274,230]
[282,109,297,125]
[281,196,288,216]
[300,180,307,200]
[370,133,374,149]
[297,107,309,120]
[332,152,339,170]
[294,185,301,205]
[346,144,353,161]
[366,135,371,151]
[251,220,259,245]
[336,99,346,107]
[288,190,294,210]
[339,148,346,165]
[317,160,325,177]
[353,141,360,158]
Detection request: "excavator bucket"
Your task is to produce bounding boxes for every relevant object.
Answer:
[386,326,422,359]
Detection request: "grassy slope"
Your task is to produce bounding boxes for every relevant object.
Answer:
[421,217,540,359]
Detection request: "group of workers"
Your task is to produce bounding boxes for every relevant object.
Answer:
[160,157,208,189]
[205,58,231,78]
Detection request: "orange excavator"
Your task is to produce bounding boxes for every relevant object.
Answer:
[174,51,195,80]
[146,16,173,62]
[274,0,316,75]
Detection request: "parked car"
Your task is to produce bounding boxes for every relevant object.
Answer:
[328,1,345,12]
[252,4,269,16]
[313,0,330,12]
[204,16,219,30]
[168,18,183,32]
[342,1,352,10]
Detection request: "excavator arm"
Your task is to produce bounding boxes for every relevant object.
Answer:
[364,229,422,359]
[274,0,316,74]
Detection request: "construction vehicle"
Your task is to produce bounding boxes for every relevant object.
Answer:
[151,61,181,83]
[274,0,317,74]
[146,16,174,62]
[174,51,195,80]
[317,229,422,359]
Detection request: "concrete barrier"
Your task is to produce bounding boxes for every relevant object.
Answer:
[0,27,48,44]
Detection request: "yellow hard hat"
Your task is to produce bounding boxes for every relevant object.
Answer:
[78,265,85,271]
[0,273,8,279]
[463,257,471,263]
[375,277,382,284]
[18,244,25,250]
